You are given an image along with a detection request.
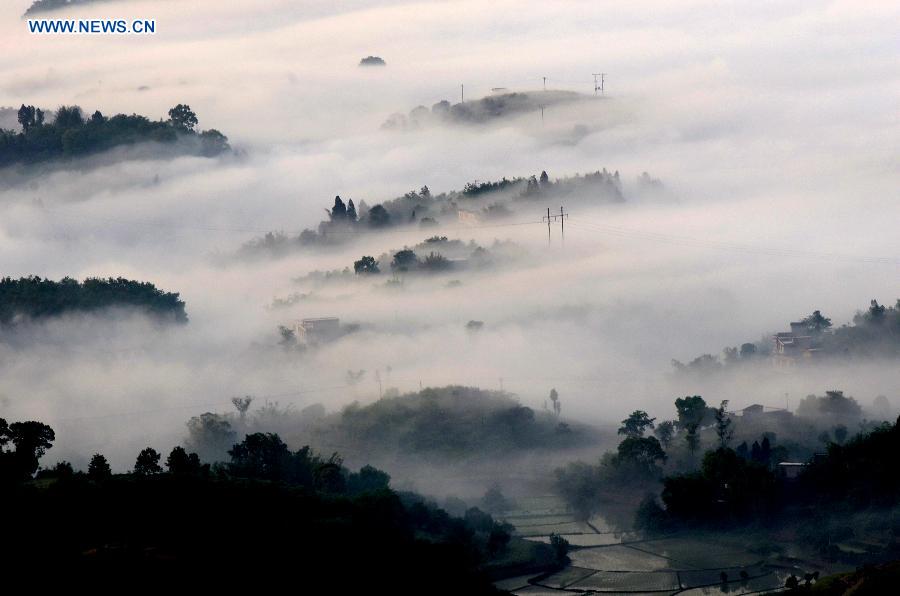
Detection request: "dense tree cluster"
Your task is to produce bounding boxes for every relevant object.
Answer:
[555,391,889,530]
[185,386,591,466]
[0,103,229,167]
[551,391,900,544]
[332,386,585,459]
[556,407,669,521]
[800,418,900,508]
[0,276,188,325]
[287,237,518,283]
[240,170,627,258]
[653,447,779,527]
[382,90,586,128]
[636,414,900,535]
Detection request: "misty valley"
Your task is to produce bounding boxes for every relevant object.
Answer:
[2,1,899,594]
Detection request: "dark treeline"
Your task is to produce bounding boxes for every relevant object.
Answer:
[0,416,564,591]
[556,391,897,533]
[185,386,594,465]
[638,414,900,545]
[285,236,521,284]
[0,103,229,167]
[673,300,900,375]
[239,169,626,258]
[382,90,584,129]
[23,0,112,16]
[0,276,188,325]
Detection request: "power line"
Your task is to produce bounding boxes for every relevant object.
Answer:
[35,204,545,238]
[566,218,900,265]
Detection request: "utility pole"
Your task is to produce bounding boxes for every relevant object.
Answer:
[542,207,569,245]
[592,72,606,95]
[461,84,464,103]
[539,104,545,124]
[546,207,551,244]
[560,206,565,243]
[542,76,547,91]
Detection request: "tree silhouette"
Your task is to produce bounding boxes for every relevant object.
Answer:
[347,464,391,495]
[0,418,9,451]
[52,461,74,479]
[714,400,733,448]
[801,310,832,334]
[675,395,711,429]
[654,420,675,448]
[331,196,347,221]
[619,410,656,438]
[228,432,291,481]
[185,412,237,462]
[354,255,380,275]
[391,249,418,272]
[549,388,561,416]
[549,533,569,564]
[865,299,886,324]
[199,129,230,155]
[54,105,84,128]
[168,103,198,131]
[759,436,772,467]
[367,204,391,228]
[134,447,163,475]
[617,436,667,473]
[8,421,55,478]
[166,446,203,476]
[87,453,112,481]
[684,423,700,457]
[17,104,36,132]
[232,396,253,419]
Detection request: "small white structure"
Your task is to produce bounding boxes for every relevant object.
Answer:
[777,462,807,480]
[457,209,480,225]
[293,317,340,344]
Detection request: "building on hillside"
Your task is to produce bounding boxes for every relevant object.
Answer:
[293,317,340,344]
[772,322,819,367]
[740,404,794,424]
[742,404,765,417]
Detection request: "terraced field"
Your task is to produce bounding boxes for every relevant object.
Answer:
[496,496,809,594]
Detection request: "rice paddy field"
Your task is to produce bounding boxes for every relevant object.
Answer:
[496,496,839,594]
